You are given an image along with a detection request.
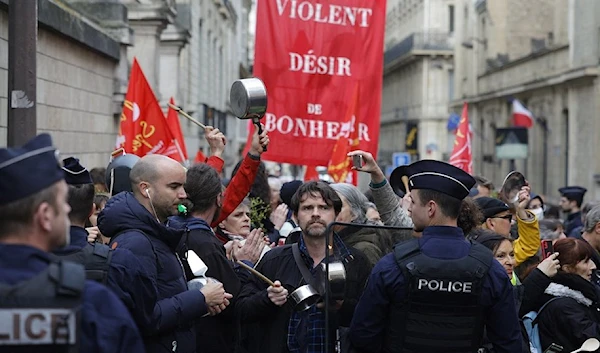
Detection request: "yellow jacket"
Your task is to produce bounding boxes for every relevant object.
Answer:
[513,211,540,266]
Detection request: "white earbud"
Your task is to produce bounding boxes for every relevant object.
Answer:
[145,188,150,197]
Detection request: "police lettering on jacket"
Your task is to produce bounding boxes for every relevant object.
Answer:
[417,278,473,293]
[0,308,76,345]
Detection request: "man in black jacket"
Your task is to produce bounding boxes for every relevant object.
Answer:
[169,163,265,353]
[236,181,372,353]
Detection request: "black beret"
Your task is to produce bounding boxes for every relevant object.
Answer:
[405,160,476,200]
[62,157,92,185]
[0,134,64,205]
[280,180,303,207]
[474,197,510,220]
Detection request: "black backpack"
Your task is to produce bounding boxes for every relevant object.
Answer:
[51,242,113,285]
[0,260,85,352]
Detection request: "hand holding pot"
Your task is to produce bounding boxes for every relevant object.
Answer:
[267,280,288,306]
[249,124,269,156]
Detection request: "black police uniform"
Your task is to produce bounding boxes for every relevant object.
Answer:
[559,186,587,237]
[348,160,523,353]
[0,134,145,352]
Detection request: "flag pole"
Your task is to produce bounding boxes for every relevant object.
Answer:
[168,103,207,129]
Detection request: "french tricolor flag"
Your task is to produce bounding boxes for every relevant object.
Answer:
[512,99,534,128]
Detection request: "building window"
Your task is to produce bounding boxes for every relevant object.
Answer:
[448,5,455,33]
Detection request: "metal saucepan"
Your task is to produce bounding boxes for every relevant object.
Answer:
[289,284,321,312]
[236,260,320,311]
[315,261,346,301]
[499,171,527,207]
[230,78,268,151]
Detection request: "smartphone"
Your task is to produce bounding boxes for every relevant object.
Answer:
[352,155,363,169]
[541,240,554,259]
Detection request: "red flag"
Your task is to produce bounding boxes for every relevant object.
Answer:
[304,165,320,181]
[163,97,188,162]
[328,84,360,184]
[243,0,386,165]
[448,103,473,174]
[194,149,207,164]
[512,99,534,128]
[116,58,173,156]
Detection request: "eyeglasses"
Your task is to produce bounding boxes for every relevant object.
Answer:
[494,214,513,222]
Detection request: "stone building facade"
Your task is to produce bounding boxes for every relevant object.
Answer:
[452,0,600,201]
[380,0,461,169]
[0,0,253,172]
[0,0,122,168]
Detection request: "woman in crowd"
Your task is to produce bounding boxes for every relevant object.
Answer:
[215,198,270,261]
[521,238,600,352]
[472,229,560,353]
[330,183,396,267]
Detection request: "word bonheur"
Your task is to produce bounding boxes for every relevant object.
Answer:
[417,279,473,293]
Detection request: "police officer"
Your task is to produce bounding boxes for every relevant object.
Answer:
[349,160,522,353]
[53,157,157,333]
[0,134,145,352]
[559,186,587,237]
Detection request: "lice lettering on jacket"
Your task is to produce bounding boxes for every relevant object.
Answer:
[0,308,76,345]
[417,279,473,293]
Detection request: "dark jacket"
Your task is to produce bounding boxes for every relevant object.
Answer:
[53,226,157,333]
[236,242,372,353]
[527,272,600,352]
[0,244,145,352]
[170,215,247,353]
[98,192,208,353]
[565,211,583,237]
[338,223,394,267]
[349,226,523,353]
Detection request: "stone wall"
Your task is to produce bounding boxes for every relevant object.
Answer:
[0,8,118,169]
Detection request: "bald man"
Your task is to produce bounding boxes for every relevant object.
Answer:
[98,155,231,353]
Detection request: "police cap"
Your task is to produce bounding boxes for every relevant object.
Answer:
[62,157,92,185]
[405,160,476,200]
[0,134,64,205]
[559,186,587,202]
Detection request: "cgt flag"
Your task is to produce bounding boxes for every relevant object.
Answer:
[163,97,189,163]
[448,103,473,174]
[116,58,173,157]
[244,0,386,165]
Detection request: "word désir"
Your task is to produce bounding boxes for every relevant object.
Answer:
[275,0,374,28]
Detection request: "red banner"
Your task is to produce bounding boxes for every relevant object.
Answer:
[163,97,189,163]
[247,0,386,165]
[448,103,473,174]
[117,58,173,157]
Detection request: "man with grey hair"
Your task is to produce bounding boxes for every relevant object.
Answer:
[580,204,600,287]
[330,183,409,266]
